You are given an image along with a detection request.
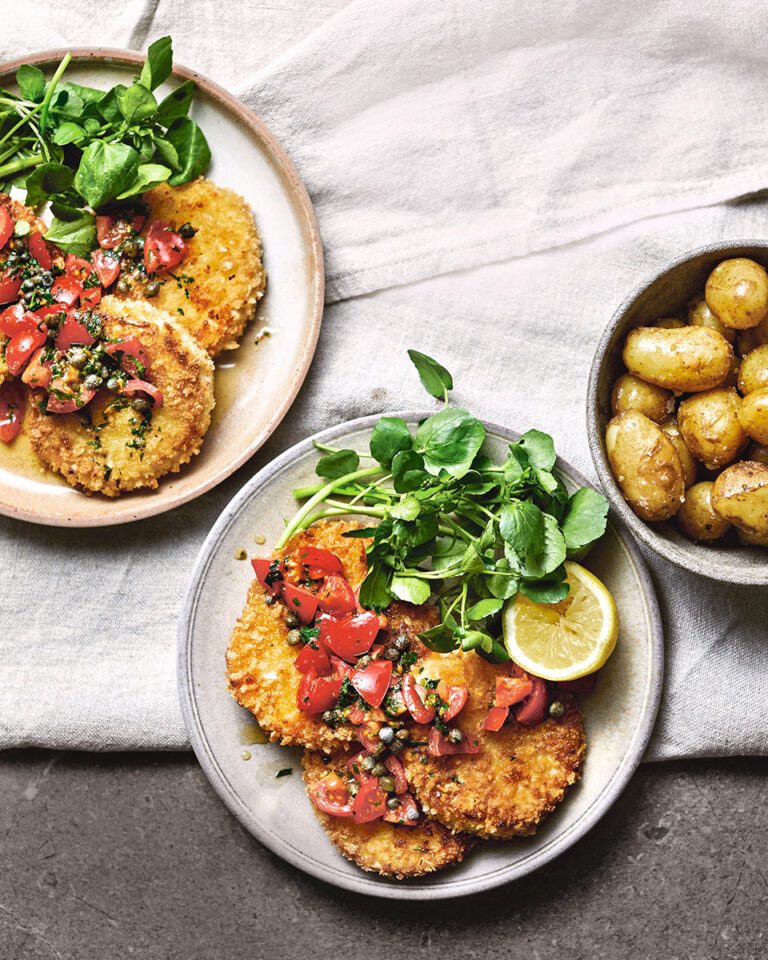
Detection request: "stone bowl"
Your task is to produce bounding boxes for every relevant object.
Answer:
[587,241,768,586]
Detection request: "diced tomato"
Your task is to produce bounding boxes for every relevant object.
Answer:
[329,654,351,679]
[0,381,25,443]
[282,583,318,625]
[427,727,481,756]
[383,677,407,716]
[91,249,120,288]
[80,286,102,308]
[352,776,387,823]
[27,231,53,270]
[132,213,146,233]
[0,303,37,338]
[32,304,67,323]
[0,271,22,304]
[384,754,408,795]
[319,611,380,661]
[21,348,51,389]
[345,749,369,782]
[557,674,597,695]
[46,382,96,414]
[0,207,13,250]
[251,557,283,596]
[123,378,164,410]
[349,660,392,708]
[383,793,420,826]
[144,221,188,273]
[52,275,82,307]
[347,702,368,725]
[309,772,354,819]
[356,722,382,753]
[296,670,342,714]
[64,254,93,281]
[495,676,533,708]
[96,215,133,250]
[515,675,548,726]
[6,328,47,376]
[104,336,150,378]
[402,674,435,723]
[483,705,509,732]
[56,313,95,349]
[294,641,331,677]
[316,574,357,616]
[437,682,468,721]
[297,547,343,579]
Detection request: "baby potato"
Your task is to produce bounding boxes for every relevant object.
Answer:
[737,344,768,395]
[688,295,735,342]
[678,388,747,469]
[605,410,685,521]
[711,460,768,536]
[660,417,698,487]
[676,481,730,542]
[651,316,686,329]
[746,441,768,465]
[611,373,674,423]
[736,315,768,356]
[737,387,768,445]
[622,326,733,392]
[737,528,768,547]
[705,258,768,330]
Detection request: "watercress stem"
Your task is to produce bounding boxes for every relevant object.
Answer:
[39,53,71,136]
[0,154,43,177]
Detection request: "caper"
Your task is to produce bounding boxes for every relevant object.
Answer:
[179,222,196,239]
[378,726,395,744]
[371,762,386,777]
[264,594,276,607]
[46,327,57,341]
[548,700,566,719]
[116,277,132,294]
[321,710,335,725]
[447,728,463,744]
[406,808,420,821]
[378,775,396,793]
[106,377,122,392]
[145,280,160,297]
[389,740,404,755]
[83,374,103,390]
[386,796,400,810]
[122,239,138,258]
[286,629,302,646]
[38,271,53,286]
[13,220,30,237]
[9,237,25,252]
[393,634,410,651]
[46,312,63,330]
[356,655,373,669]
[395,728,409,741]
[131,397,151,414]
[361,755,376,772]
[383,646,399,661]
[285,613,300,629]
[21,277,37,292]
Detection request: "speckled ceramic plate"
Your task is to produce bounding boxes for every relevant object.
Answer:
[0,49,323,527]
[178,413,663,899]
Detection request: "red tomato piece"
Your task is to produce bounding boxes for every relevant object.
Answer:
[21,348,52,389]
[352,776,387,823]
[319,611,380,661]
[384,755,408,795]
[0,381,25,443]
[96,215,132,250]
[437,682,468,721]
[296,670,342,714]
[356,722,382,753]
[0,303,37,338]
[316,574,357,616]
[6,328,47,376]
[349,660,392,708]
[329,654,351,679]
[132,213,146,233]
[251,557,283,596]
[309,772,354,819]
[56,313,95,349]
[28,232,53,270]
[483,705,509,732]
[494,676,533,708]
[346,702,368,725]
[557,674,597,695]
[46,382,96,414]
[402,674,435,723]
[427,727,481,756]
[298,546,343,579]
[282,583,319,625]
[0,271,22,304]
[383,793,420,826]
[144,221,188,273]
[91,248,121,288]
[515,675,548,726]
[64,254,94,284]
[123,378,164,410]
[80,286,102,308]
[294,640,331,677]
[104,336,150,378]
[0,206,13,250]
[52,275,82,307]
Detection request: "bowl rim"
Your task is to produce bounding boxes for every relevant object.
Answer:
[587,239,768,586]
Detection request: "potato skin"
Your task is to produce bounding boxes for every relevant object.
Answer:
[688,295,735,342]
[660,417,697,487]
[605,410,685,521]
[737,387,768,445]
[746,441,768,465]
[676,481,730,542]
[711,461,768,536]
[736,315,768,357]
[611,373,674,423]
[737,528,768,547]
[652,316,686,329]
[705,258,768,330]
[677,388,747,470]
[622,326,733,392]
[738,344,768,395]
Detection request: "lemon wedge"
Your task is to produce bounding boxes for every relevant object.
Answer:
[502,561,619,681]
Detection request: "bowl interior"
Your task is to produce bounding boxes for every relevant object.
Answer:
[588,242,768,585]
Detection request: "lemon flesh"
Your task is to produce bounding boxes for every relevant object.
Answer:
[502,561,619,682]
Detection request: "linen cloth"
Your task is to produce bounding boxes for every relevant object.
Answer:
[0,0,766,759]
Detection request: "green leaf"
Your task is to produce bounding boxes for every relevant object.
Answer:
[418,621,459,653]
[390,494,421,521]
[153,136,180,171]
[390,575,431,606]
[500,501,545,556]
[358,564,392,612]
[74,141,140,208]
[165,118,211,185]
[44,213,96,255]
[460,629,494,653]
[562,487,609,552]
[509,513,566,580]
[517,429,556,471]
[486,568,519,600]
[476,639,511,664]
[117,82,158,123]
[415,407,485,479]
[391,449,427,493]
[466,598,503,620]
[25,162,73,206]
[52,121,85,146]
[407,348,453,400]
[519,571,570,604]
[370,416,412,467]
[57,81,104,110]
[16,64,45,102]
[97,85,127,123]
[155,79,196,124]
[138,36,173,91]
[116,162,171,199]
[315,448,360,479]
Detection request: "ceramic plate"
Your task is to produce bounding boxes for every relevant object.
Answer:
[0,49,323,527]
[178,413,663,900]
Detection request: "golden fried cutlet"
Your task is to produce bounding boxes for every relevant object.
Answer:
[301,750,473,878]
[401,652,586,839]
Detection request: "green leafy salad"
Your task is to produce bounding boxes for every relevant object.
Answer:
[0,36,210,254]
[276,350,610,662]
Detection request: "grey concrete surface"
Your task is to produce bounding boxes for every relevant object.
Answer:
[0,754,766,960]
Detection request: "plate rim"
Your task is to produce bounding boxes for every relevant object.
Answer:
[0,47,324,528]
[178,410,664,900]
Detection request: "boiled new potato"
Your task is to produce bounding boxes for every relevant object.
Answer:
[746,441,768,465]
[737,344,768,395]
[688,295,735,342]
[711,461,768,537]
[676,481,730,542]
[736,315,768,356]
[737,387,768,445]
[652,316,686,329]
[737,528,768,547]
[677,388,747,469]
[622,326,733,392]
[705,258,768,330]
[605,410,685,521]
[611,373,674,423]
[660,417,697,487]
